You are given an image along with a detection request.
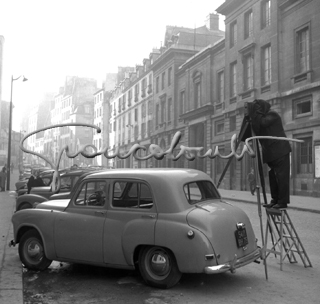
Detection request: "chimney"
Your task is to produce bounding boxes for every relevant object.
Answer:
[207,13,219,31]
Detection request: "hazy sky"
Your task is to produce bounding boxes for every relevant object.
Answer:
[0,0,225,131]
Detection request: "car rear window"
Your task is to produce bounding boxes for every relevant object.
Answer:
[184,181,220,204]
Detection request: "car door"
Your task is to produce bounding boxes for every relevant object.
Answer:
[103,180,157,266]
[54,179,108,263]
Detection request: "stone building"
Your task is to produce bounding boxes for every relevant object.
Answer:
[216,0,320,197]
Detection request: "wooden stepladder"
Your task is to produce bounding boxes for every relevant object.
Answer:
[264,208,312,270]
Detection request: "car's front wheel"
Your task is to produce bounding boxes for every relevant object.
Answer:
[139,246,182,289]
[19,230,52,270]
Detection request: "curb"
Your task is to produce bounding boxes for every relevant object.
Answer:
[222,197,320,214]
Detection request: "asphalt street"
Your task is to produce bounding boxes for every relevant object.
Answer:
[0,170,319,304]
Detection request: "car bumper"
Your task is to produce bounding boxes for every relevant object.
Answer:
[204,247,261,274]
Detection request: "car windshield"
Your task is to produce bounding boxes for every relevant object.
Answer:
[184,181,220,205]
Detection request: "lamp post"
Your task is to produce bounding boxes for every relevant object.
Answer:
[19,130,26,169]
[6,75,28,190]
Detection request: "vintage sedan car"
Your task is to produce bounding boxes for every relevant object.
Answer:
[11,168,261,289]
[15,168,102,211]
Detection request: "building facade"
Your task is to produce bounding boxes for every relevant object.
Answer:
[216,0,320,197]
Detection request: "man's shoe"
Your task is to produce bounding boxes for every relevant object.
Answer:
[272,204,287,209]
[263,201,277,208]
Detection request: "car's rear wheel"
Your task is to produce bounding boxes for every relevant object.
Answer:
[19,230,52,270]
[139,246,182,289]
[18,202,32,211]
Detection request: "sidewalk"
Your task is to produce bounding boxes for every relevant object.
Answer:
[219,188,320,214]
[0,169,23,304]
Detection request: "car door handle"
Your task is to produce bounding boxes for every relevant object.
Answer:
[94,211,106,216]
[141,215,156,219]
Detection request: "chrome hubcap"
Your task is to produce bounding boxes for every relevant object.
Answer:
[149,250,170,277]
[25,239,43,263]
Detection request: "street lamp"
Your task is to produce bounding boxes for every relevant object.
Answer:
[6,75,28,190]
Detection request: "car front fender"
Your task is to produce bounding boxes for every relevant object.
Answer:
[16,194,49,211]
[11,208,57,260]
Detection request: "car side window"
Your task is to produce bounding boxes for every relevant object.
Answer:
[74,180,108,207]
[60,176,72,190]
[42,177,51,186]
[112,181,153,209]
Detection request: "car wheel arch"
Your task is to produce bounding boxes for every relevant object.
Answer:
[16,226,48,249]
[134,245,181,272]
[17,202,33,211]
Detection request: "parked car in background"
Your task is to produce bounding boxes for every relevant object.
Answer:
[11,168,261,288]
[15,169,55,195]
[15,167,104,211]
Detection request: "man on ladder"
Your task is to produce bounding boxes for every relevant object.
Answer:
[245,99,291,209]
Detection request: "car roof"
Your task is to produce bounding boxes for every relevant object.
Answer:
[61,167,103,176]
[88,168,209,180]
[84,168,215,213]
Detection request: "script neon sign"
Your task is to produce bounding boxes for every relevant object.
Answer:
[20,123,303,192]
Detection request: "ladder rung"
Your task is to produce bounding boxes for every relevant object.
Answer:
[283,234,297,238]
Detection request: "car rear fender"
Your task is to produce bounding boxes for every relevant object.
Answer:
[154,213,217,273]
[187,201,258,266]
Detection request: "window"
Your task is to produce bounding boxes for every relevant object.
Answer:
[215,120,224,135]
[293,96,312,118]
[75,181,108,207]
[141,78,147,97]
[141,122,146,137]
[161,72,165,90]
[243,54,253,91]
[230,21,237,48]
[217,70,224,103]
[156,77,159,93]
[244,10,253,39]
[113,121,116,132]
[262,44,271,86]
[195,82,201,108]
[148,100,153,114]
[160,97,166,123]
[296,136,312,174]
[296,26,310,74]
[168,98,172,121]
[112,181,153,209]
[156,104,159,126]
[134,125,139,139]
[147,120,152,134]
[184,181,219,204]
[179,91,185,115]
[128,90,132,106]
[261,0,271,29]
[122,96,125,110]
[229,115,236,132]
[230,62,237,97]
[168,67,172,86]
[123,94,126,109]
[134,83,139,102]
[134,108,138,122]
[142,102,146,117]
[118,99,121,113]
